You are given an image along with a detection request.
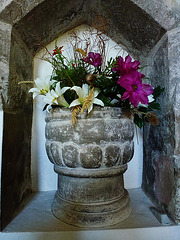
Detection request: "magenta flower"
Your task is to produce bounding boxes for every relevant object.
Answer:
[84,52,102,67]
[112,55,141,76]
[118,71,154,107]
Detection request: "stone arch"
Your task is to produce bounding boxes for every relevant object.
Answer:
[0,0,180,229]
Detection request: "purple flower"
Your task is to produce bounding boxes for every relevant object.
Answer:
[118,71,154,107]
[84,52,102,67]
[112,55,141,76]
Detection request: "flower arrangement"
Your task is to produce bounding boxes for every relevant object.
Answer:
[29,28,164,128]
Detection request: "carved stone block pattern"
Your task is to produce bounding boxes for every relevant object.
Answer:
[62,144,79,168]
[45,107,134,227]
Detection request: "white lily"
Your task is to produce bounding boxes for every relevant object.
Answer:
[69,83,104,113]
[70,84,89,106]
[29,76,51,99]
[43,82,70,110]
[54,82,70,107]
[43,90,58,106]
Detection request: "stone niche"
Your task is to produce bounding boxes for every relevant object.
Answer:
[0,0,180,230]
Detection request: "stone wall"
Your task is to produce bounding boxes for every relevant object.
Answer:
[1,28,33,229]
[142,28,180,223]
[165,27,180,223]
[0,0,180,229]
[0,21,11,110]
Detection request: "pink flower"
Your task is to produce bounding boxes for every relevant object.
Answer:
[118,71,154,107]
[112,55,141,76]
[83,52,102,67]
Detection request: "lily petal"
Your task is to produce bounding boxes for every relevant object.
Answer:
[94,88,100,98]
[29,87,40,93]
[57,95,70,107]
[93,98,104,107]
[60,86,71,95]
[87,103,93,113]
[82,84,89,98]
[71,86,83,98]
[69,99,81,108]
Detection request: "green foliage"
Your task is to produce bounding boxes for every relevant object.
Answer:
[134,114,144,129]
[153,86,165,100]
[41,39,164,129]
[148,102,161,110]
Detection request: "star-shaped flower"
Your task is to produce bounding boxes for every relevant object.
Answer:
[69,84,104,113]
[29,76,51,99]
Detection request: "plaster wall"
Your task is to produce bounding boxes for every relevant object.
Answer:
[31,26,143,191]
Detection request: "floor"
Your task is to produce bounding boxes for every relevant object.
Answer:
[1,188,180,240]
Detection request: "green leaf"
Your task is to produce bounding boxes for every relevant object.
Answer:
[149,102,161,110]
[137,106,149,113]
[134,114,144,129]
[153,86,165,99]
[98,93,112,106]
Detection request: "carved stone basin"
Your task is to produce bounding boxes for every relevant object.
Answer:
[45,107,134,227]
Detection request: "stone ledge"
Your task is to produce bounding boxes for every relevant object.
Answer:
[1,190,180,240]
[1,188,180,240]
[2,188,177,230]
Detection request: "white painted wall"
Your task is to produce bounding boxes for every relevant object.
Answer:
[32,25,143,191]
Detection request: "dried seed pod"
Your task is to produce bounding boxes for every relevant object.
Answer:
[86,74,97,86]
[146,112,159,126]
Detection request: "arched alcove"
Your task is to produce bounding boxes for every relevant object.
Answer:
[0,0,180,230]
[31,24,143,192]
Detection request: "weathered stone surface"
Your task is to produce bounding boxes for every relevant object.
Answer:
[1,110,32,229]
[46,107,133,227]
[89,0,166,59]
[142,35,170,197]
[162,0,180,22]
[46,119,134,144]
[50,142,63,166]
[53,169,131,227]
[132,0,179,30]
[142,28,180,223]
[52,189,131,228]
[45,141,55,164]
[104,119,134,142]
[5,29,33,112]
[12,0,86,54]
[57,174,125,203]
[175,109,180,155]
[168,155,180,223]
[0,0,165,59]
[0,22,33,229]
[0,21,12,110]
[122,141,134,164]
[62,144,79,168]
[168,27,180,105]
[0,0,45,25]
[80,145,102,169]
[153,156,174,207]
[105,145,121,167]
[45,107,134,145]
[46,119,104,144]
